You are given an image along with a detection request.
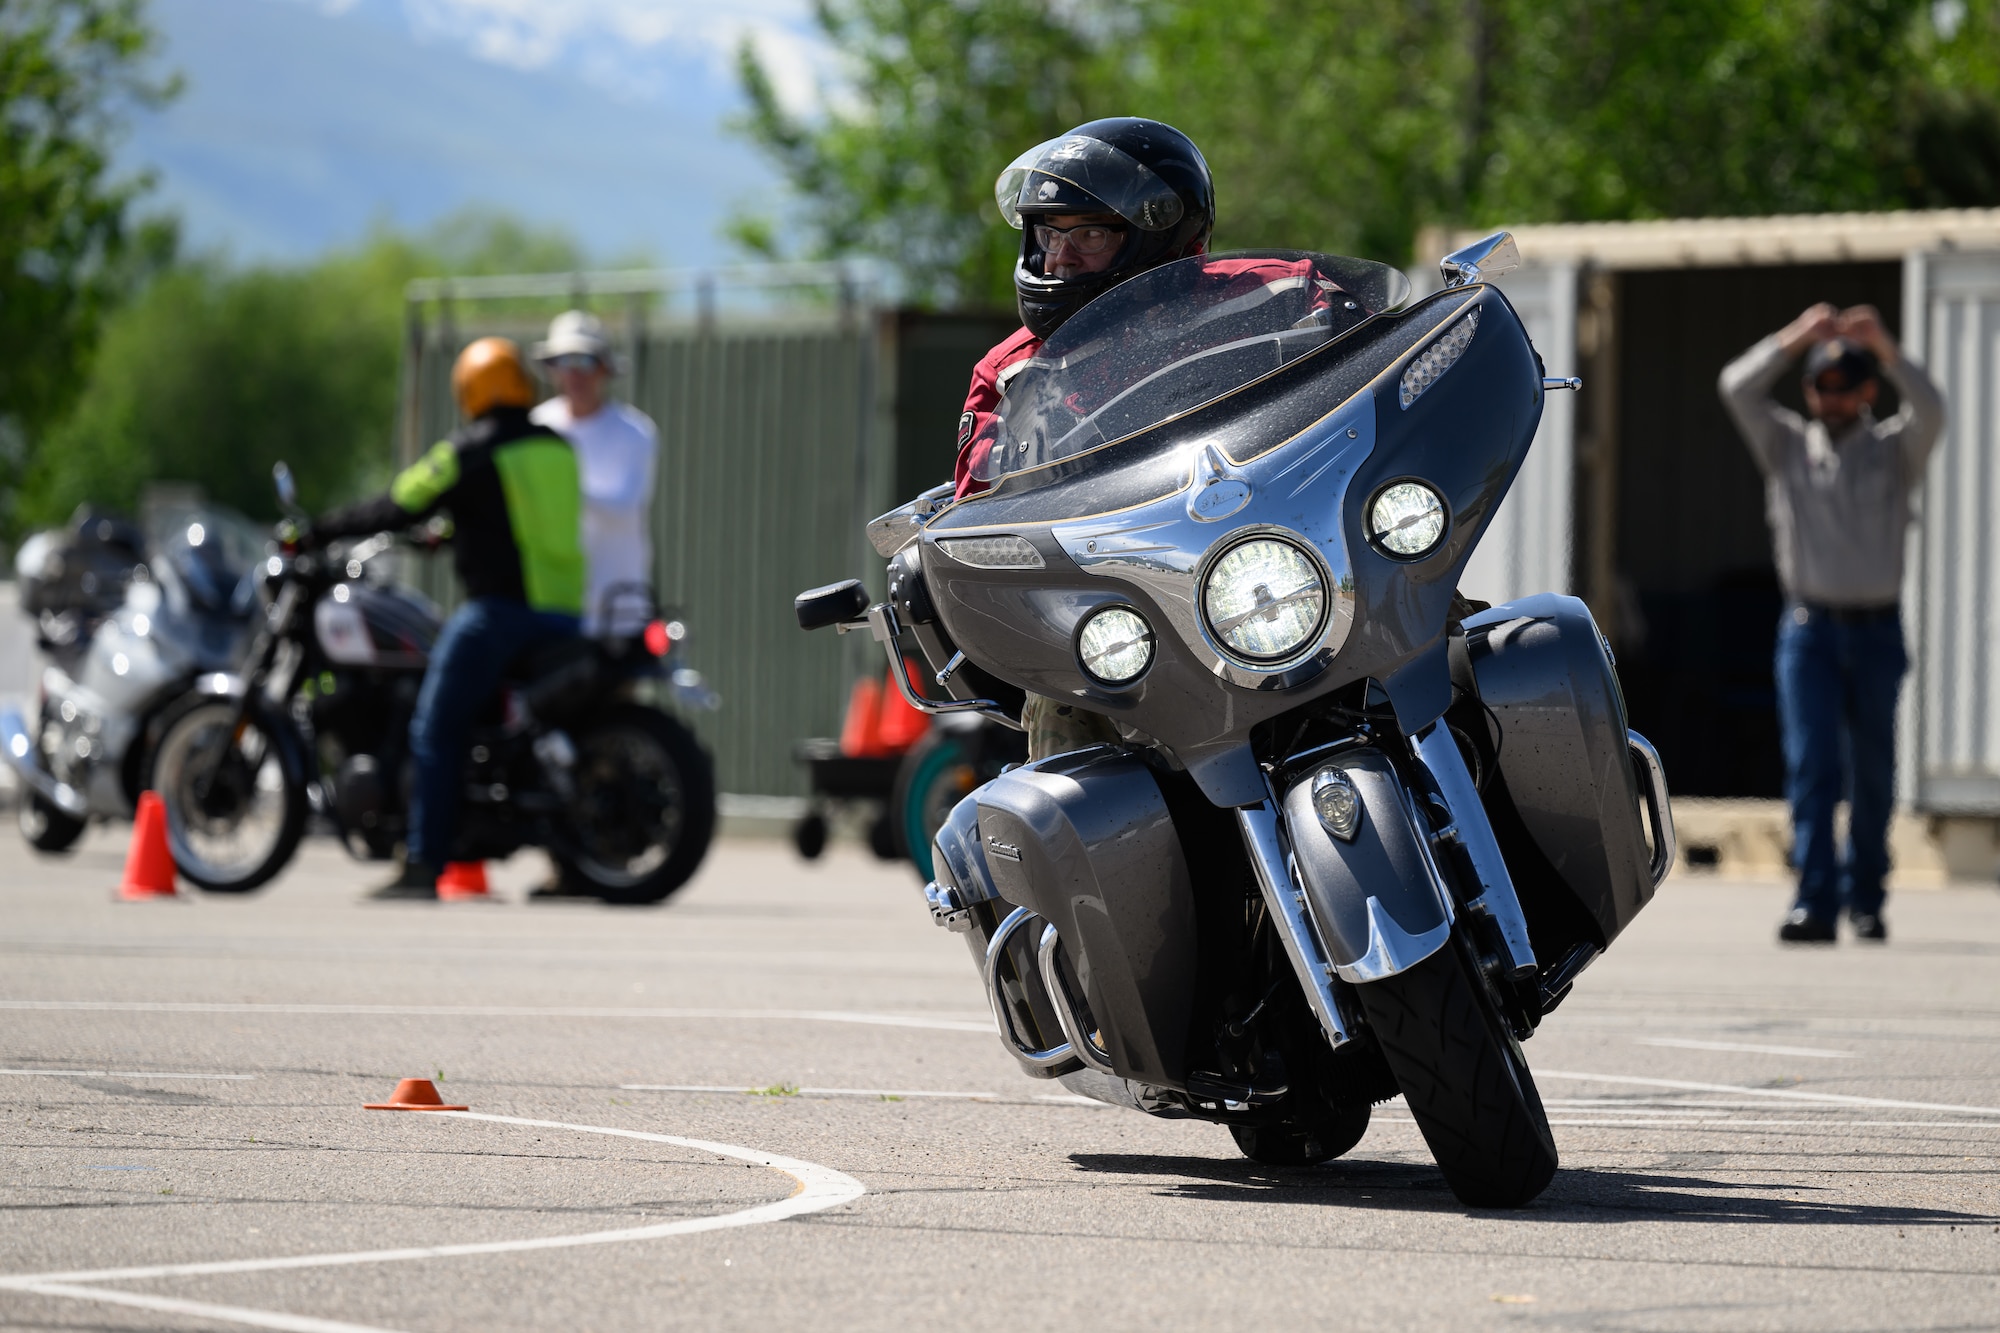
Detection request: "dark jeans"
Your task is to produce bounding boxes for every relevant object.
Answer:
[407,597,579,868]
[1774,604,1907,921]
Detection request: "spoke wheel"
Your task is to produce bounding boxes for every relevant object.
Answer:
[554,705,715,905]
[147,696,306,892]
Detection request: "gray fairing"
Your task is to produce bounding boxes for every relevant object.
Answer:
[1464,594,1656,948]
[1281,749,1452,980]
[921,280,1547,806]
[973,747,1198,1090]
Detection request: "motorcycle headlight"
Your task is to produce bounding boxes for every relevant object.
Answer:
[1201,537,1326,663]
[1368,482,1447,558]
[1077,606,1154,684]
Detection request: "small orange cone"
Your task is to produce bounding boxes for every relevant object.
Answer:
[435,861,489,900]
[364,1078,468,1112]
[117,792,178,900]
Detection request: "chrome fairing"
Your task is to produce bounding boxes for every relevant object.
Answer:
[923,280,1546,805]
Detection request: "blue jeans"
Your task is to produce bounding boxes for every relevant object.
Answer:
[407,598,579,868]
[1774,605,1907,921]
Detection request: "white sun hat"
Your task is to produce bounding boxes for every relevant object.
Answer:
[532,309,621,371]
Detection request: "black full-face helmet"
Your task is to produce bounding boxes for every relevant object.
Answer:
[997,117,1215,339]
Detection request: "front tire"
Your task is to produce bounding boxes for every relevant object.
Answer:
[553,705,715,905]
[18,790,86,854]
[1355,935,1558,1207]
[146,695,308,893]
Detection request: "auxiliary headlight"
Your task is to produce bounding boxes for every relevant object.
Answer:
[1077,606,1154,684]
[1367,482,1447,558]
[1310,766,1362,841]
[1201,537,1326,662]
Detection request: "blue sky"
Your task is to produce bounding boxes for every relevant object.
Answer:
[122,0,827,267]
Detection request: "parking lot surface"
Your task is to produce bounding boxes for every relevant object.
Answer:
[1,828,1996,1330]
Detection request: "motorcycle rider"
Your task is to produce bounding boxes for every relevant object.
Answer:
[954,117,1322,757]
[305,337,586,898]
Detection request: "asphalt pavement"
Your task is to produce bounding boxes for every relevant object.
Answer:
[0,825,1996,1331]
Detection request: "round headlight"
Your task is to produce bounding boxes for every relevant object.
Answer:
[1202,538,1326,663]
[1368,482,1447,558]
[1077,606,1155,684]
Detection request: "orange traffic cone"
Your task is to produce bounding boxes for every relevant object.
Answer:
[364,1078,468,1112]
[117,792,178,900]
[435,861,490,901]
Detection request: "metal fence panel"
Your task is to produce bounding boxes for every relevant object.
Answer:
[1906,250,2000,812]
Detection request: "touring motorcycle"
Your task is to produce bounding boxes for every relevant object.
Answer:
[4,503,261,851]
[146,465,718,902]
[797,234,1673,1206]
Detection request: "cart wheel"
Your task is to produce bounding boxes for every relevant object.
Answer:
[867,808,901,861]
[794,812,829,860]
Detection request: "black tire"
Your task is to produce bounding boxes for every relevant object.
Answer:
[867,808,901,860]
[1354,935,1558,1207]
[793,812,828,860]
[1228,1102,1371,1167]
[146,694,309,893]
[553,704,715,905]
[18,790,87,854]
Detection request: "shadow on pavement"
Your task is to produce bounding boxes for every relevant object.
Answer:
[1067,1152,2000,1225]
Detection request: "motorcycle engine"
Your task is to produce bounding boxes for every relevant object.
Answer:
[333,754,389,832]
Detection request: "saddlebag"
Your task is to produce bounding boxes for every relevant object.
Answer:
[1460,593,1664,954]
[963,747,1199,1090]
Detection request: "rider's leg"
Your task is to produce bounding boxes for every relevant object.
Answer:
[1022,692,1121,762]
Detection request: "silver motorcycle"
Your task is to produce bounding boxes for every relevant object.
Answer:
[4,504,261,851]
[797,235,1674,1207]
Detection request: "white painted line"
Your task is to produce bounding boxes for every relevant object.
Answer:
[1536,1069,2000,1117]
[0,1000,995,1034]
[9,1282,404,1333]
[1636,1038,1856,1059]
[1379,1116,2000,1130]
[0,1112,865,1330]
[0,1067,255,1081]
[621,1083,1001,1101]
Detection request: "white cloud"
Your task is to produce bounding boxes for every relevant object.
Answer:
[352,0,834,114]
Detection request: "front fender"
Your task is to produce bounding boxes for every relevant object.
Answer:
[1281,749,1453,983]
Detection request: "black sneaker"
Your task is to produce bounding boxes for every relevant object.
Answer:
[365,862,438,901]
[1777,908,1837,943]
[1850,912,1888,942]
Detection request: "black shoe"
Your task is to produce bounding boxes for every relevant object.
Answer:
[527,879,594,901]
[1849,912,1887,942]
[366,862,438,901]
[1778,908,1837,943]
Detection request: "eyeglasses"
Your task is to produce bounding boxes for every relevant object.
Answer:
[546,353,605,372]
[1033,222,1126,257]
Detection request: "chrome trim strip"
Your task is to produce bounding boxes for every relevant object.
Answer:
[983,907,1074,1069]
[1412,724,1538,979]
[1037,923,1115,1075]
[1235,797,1352,1049]
[1628,729,1677,888]
[1338,896,1453,984]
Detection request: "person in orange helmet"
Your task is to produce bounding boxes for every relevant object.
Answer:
[307,337,585,897]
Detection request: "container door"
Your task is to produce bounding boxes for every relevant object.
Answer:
[1903,250,2000,813]
[1459,261,1579,606]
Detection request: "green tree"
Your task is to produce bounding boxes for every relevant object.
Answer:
[0,0,176,523]
[16,210,586,527]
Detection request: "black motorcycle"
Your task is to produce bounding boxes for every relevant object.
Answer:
[798,235,1674,1207]
[148,466,717,902]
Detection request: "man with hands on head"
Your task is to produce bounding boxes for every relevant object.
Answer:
[1718,303,1946,945]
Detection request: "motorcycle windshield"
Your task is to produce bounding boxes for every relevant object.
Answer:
[977,250,1411,483]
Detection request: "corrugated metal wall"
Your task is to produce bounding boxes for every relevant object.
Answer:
[1904,250,2000,813]
[1458,263,1579,606]
[400,311,891,797]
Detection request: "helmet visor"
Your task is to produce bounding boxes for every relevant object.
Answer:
[995,135,1187,233]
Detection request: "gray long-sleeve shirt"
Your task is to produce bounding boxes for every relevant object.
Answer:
[1717,334,1946,607]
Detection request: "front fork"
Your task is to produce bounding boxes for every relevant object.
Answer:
[1238,723,1542,1053]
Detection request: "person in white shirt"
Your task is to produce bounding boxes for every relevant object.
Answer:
[530,310,660,636]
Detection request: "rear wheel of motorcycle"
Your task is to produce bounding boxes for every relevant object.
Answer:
[146,695,307,893]
[553,705,715,905]
[1228,1102,1371,1167]
[1355,935,1558,1208]
[19,790,86,854]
